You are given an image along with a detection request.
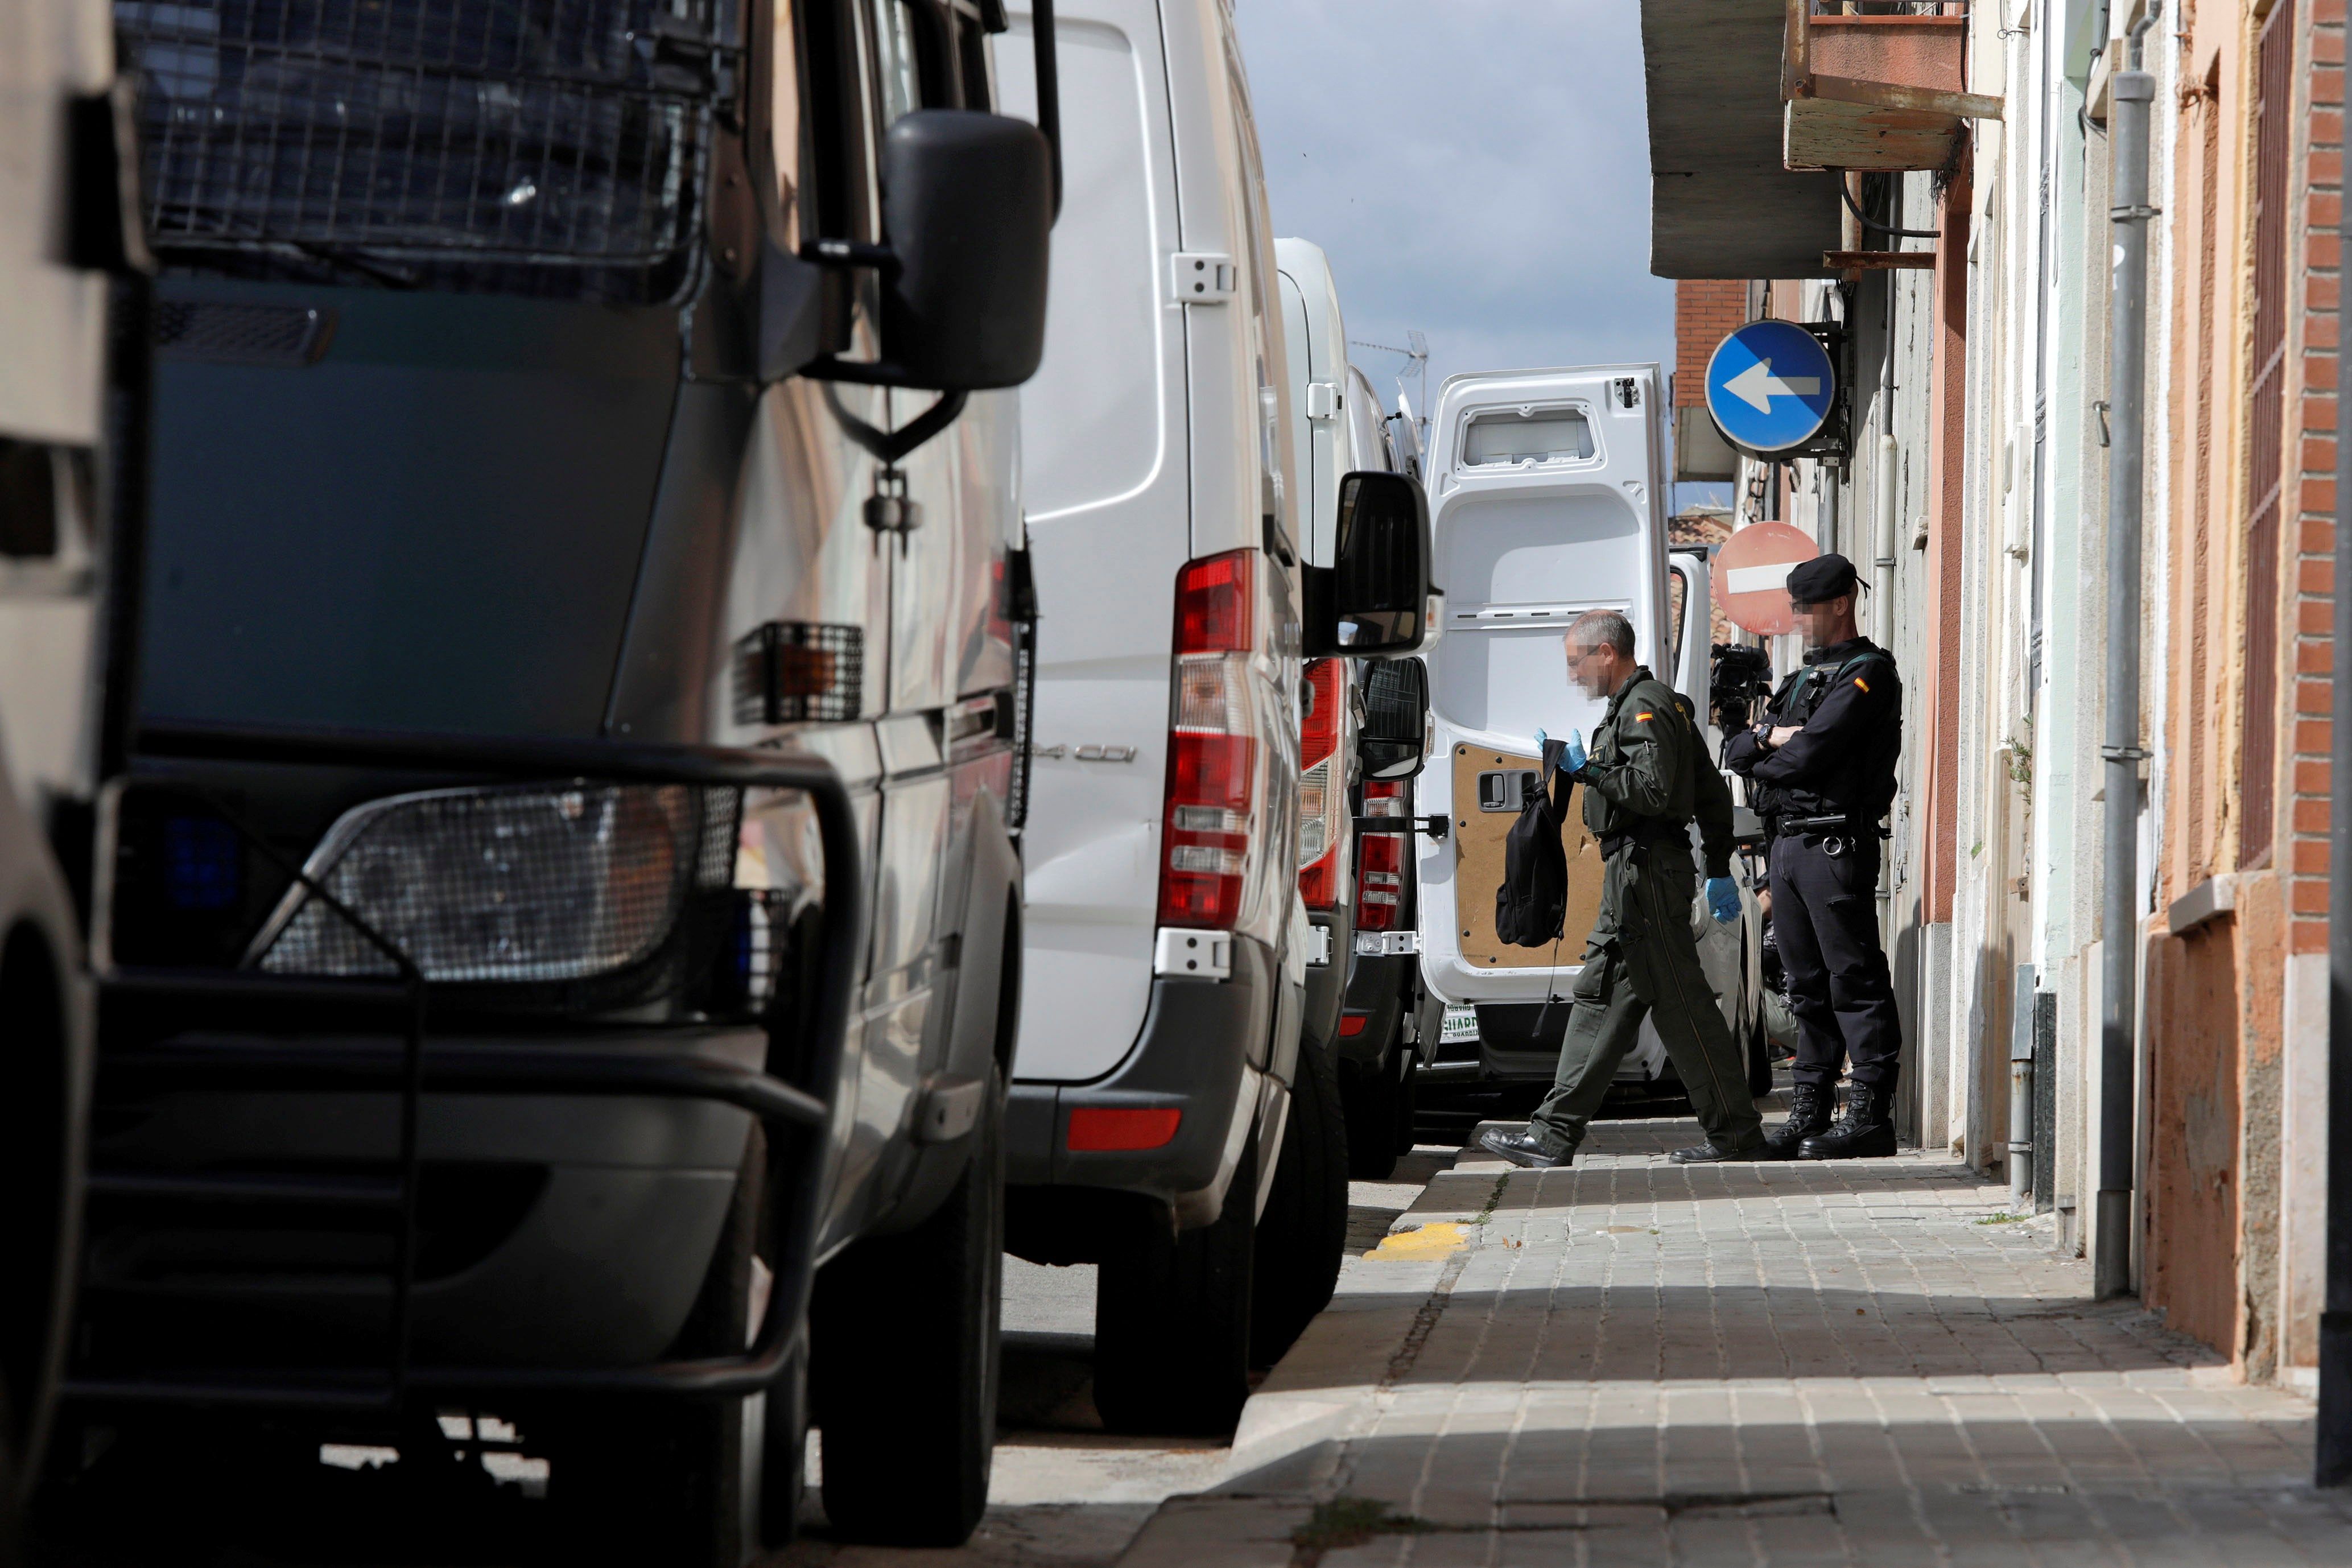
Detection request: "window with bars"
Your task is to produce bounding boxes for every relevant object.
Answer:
[2239,0,2296,868]
[114,0,732,303]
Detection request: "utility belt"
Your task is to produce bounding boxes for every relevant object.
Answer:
[1596,822,1692,863]
[1771,814,1889,857]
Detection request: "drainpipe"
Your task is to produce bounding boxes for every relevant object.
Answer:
[2010,964,2036,1209]
[1875,255,1900,937]
[2094,11,2157,1302]
[2322,0,2352,1486]
[1875,275,1899,648]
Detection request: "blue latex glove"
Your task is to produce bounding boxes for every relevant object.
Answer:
[1562,729,1589,777]
[1534,727,1548,752]
[1706,876,1740,924]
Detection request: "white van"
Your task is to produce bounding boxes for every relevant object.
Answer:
[999,2,1429,1437]
[1273,237,1359,1069]
[1412,367,1764,1100]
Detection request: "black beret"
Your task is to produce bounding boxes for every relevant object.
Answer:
[1787,553,1859,603]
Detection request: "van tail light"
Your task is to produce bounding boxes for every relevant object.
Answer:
[1159,551,1260,930]
[1068,1106,1183,1151]
[1297,658,1346,911]
[1356,779,1408,932]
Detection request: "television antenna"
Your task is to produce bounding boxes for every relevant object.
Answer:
[1350,329,1428,427]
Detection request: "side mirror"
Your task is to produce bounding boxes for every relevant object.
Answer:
[1359,658,1429,781]
[791,110,1053,393]
[880,110,1053,390]
[1305,471,1432,657]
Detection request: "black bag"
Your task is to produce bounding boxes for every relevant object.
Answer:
[1494,738,1571,948]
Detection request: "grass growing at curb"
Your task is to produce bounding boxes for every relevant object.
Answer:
[1471,1173,1509,1225]
[1291,1496,1431,1554]
[1975,1211,2027,1225]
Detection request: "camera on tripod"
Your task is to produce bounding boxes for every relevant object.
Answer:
[1709,642,1775,737]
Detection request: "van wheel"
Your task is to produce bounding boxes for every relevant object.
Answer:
[1747,1012,1774,1099]
[757,1351,807,1549]
[1,929,76,1516]
[1250,1038,1348,1367]
[547,1137,764,1568]
[1341,1050,1401,1181]
[1093,1136,1256,1436]
[1393,1053,1421,1157]
[812,1067,1001,1547]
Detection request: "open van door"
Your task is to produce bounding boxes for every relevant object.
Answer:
[1412,366,1673,1056]
[1670,546,1771,1091]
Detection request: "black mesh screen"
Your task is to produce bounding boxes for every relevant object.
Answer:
[732,622,864,726]
[115,0,725,302]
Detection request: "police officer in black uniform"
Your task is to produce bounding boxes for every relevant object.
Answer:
[1723,554,1904,1160]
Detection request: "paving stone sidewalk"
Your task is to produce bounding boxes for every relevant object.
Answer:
[1119,1116,2352,1567]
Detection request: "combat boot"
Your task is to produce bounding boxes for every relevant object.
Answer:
[1797,1083,1898,1160]
[1478,1127,1571,1169]
[1754,1082,1833,1160]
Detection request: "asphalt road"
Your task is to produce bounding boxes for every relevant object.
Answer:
[29,1153,1459,1568]
[777,1148,1459,1567]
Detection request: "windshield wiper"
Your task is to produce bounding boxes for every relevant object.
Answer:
[149,205,425,288]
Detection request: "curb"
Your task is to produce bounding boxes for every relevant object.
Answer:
[1112,1149,1508,1562]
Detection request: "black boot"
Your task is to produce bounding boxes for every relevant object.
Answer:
[1668,1134,1769,1163]
[1797,1083,1898,1160]
[1478,1127,1571,1169]
[1756,1082,1834,1161]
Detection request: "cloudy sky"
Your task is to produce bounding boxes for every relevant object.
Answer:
[1231,0,1673,421]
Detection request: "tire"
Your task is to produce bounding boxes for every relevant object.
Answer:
[1093,1134,1256,1437]
[547,1137,764,1568]
[1393,1053,1420,1157]
[757,1350,806,1550]
[1249,1038,1348,1368]
[1,931,76,1526]
[1747,1010,1773,1099]
[1340,1049,1401,1181]
[811,1067,1002,1547]
[1,1434,18,1568]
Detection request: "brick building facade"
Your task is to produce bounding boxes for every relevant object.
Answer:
[1662,0,2342,1390]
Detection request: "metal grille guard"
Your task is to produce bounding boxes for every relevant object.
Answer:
[64,719,862,1413]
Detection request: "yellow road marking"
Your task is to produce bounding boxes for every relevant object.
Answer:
[1364,1222,1472,1260]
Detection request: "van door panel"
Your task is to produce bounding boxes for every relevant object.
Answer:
[847,767,952,1218]
[1000,0,1188,1083]
[1416,366,1668,1006]
[1448,744,1604,971]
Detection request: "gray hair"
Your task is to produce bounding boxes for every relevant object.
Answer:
[1565,609,1635,658]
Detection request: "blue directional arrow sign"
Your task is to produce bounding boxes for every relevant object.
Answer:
[1703,320,1836,453]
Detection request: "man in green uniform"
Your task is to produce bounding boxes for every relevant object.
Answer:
[1479,609,1765,1168]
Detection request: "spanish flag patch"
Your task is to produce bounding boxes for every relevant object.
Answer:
[1854,678,1871,694]
[1635,711,1654,721]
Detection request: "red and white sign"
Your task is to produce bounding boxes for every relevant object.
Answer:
[1714,521,1819,637]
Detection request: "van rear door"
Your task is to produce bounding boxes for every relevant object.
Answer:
[1414,366,1669,1008]
[998,0,1190,1083]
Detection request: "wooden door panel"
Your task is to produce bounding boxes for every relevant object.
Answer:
[1447,743,1605,971]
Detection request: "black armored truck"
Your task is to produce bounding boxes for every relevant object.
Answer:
[38,0,1062,1560]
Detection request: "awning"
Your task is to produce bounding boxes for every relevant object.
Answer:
[1641,0,1842,280]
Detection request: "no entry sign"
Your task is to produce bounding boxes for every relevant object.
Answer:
[1715,521,1819,637]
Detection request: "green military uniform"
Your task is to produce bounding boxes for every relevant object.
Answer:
[1526,667,1763,1157]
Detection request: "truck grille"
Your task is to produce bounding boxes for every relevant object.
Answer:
[115,0,727,303]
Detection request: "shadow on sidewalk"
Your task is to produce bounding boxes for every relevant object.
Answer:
[1217,1409,2338,1550]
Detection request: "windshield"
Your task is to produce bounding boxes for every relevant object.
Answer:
[116,0,724,303]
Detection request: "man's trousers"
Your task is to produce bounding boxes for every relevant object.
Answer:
[1767,833,1903,1093]
[1527,843,1763,1157]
